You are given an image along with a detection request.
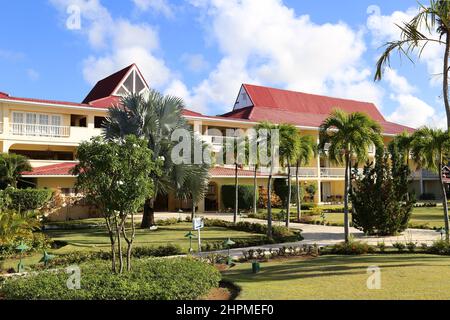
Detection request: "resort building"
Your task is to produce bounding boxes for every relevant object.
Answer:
[0,64,441,219]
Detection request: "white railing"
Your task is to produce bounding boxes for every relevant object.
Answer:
[412,169,439,179]
[10,123,70,138]
[320,168,346,178]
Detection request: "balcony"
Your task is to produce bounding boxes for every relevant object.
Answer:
[412,169,439,180]
[320,168,346,178]
[202,135,225,153]
[0,122,3,134]
[10,123,70,138]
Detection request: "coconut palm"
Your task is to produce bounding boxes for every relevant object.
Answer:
[103,91,210,228]
[391,131,414,166]
[411,127,450,240]
[319,109,382,243]
[374,0,450,129]
[294,135,317,221]
[278,124,300,228]
[0,153,32,189]
[255,121,278,239]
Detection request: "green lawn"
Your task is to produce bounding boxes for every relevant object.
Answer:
[300,206,446,229]
[1,222,264,271]
[223,254,450,300]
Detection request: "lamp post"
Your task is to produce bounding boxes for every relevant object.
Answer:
[39,251,55,267]
[223,238,235,265]
[16,242,29,273]
[185,231,196,254]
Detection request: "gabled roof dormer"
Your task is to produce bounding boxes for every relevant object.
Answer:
[82,64,149,104]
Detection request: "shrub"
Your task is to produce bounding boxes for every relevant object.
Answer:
[221,185,256,211]
[427,240,450,255]
[0,257,221,300]
[329,241,375,255]
[3,188,53,213]
[258,187,282,208]
[351,148,414,236]
[376,242,386,253]
[33,244,183,270]
[393,242,406,252]
[406,242,417,252]
[156,218,179,226]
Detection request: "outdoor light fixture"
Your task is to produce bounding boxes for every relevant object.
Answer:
[15,242,29,273]
[223,238,235,265]
[184,231,196,253]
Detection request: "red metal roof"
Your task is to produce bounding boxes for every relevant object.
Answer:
[82,64,134,104]
[242,84,386,121]
[220,84,414,135]
[22,162,78,176]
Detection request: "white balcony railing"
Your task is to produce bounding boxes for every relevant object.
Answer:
[320,168,346,178]
[10,123,70,138]
[412,169,439,179]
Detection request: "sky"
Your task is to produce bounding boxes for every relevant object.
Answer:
[0,0,446,129]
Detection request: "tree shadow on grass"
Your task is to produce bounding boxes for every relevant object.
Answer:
[224,255,450,283]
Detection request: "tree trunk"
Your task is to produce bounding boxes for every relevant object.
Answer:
[115,218,124,274]
[253,165,258,215]
[141,198,155,228]
[105,217,117,273]
[267,153,274,239]
[234,163,238,224]
[286,162,291,228]
[443,33,450,129]
[343,154,350,243]
[123,213,136,272]
[439,161,450,241]
[296,162,301,222]
[191,197,196,221]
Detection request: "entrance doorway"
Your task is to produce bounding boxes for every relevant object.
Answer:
[204,182,218,212]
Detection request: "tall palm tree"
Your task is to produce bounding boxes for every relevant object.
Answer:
[278,124,300,228]
[255,121,278,239]
[411,127,450,240]
[103,91,210,228]
[319,109,382,243]
[294,135,317,221]
[0,153,32,188]
[374,0,450,129]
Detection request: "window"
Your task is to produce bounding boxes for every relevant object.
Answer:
[114,68,148,96]
[94,116,106,129]
[11,112,62,136]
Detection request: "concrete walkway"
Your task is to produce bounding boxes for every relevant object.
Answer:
[153,212,442,257]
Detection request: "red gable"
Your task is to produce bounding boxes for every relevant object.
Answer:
[82,64,134,104]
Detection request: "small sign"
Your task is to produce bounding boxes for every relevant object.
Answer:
[193,217,204,230]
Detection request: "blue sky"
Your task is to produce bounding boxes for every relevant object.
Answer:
[0,0,444,128]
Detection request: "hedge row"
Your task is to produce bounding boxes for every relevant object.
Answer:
[1,188,52,212]
[0,257,220,300]
[221,185,257,210]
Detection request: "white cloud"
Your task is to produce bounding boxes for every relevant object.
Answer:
[181,53,210,73]
[50,0,173,90]
[384,68,443,128]
[186,0,383,113]
[133,0,173,18]
[366,5,444,86]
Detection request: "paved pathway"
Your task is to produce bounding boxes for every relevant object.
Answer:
[152,212,441,257]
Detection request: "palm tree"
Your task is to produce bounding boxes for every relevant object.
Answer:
[411,127,450,240]
[0,153,32,188]
[294,135,317,221]
[278,124,300,228]
[103,91,210,228]
[319,109,382,243]
[374,0,450,129]
[391,131,414,166]
[255,121,278,239]
[249,133,260,216]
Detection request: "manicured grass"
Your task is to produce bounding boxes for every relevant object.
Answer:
[1,222,264,271]
[223,254,450,300]
[302,206,447,229]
